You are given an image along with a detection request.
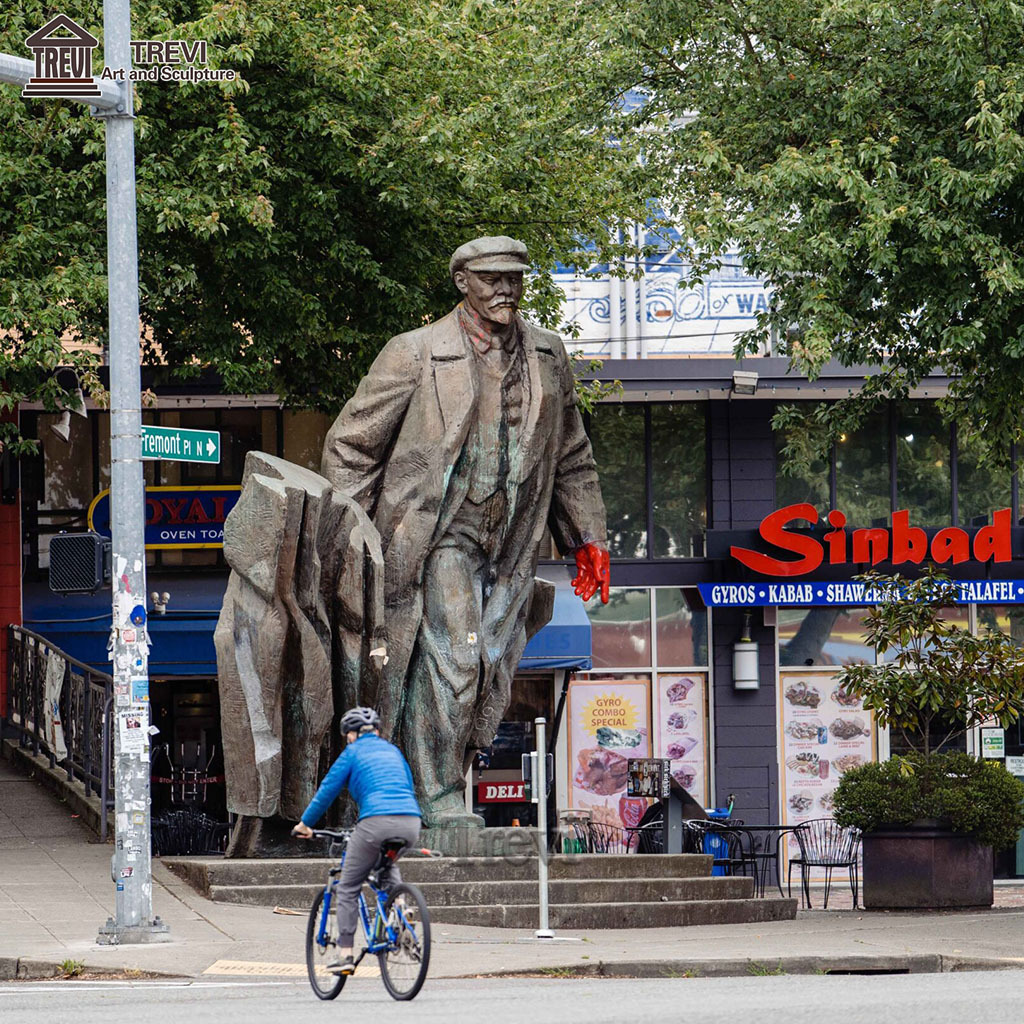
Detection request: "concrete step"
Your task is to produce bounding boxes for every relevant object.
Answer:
[417,875,755,907]
[431,898,799,929]
[205,874,755,909]
[163,853,714,893]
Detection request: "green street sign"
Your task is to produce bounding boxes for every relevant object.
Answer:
[141,425,221,464]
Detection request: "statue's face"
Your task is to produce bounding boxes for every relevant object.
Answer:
[454,269,523,326]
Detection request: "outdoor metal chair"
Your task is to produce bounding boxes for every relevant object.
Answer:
[627,822,665,853]
[682,819,756,880]
[585,821,638,853]
[789,818,862,909]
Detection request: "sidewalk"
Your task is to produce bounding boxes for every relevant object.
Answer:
[4,752,1024,981]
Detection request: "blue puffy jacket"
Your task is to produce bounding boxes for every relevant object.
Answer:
[300,733,421,825]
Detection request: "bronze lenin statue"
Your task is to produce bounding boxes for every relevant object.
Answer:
[215,236,609,839]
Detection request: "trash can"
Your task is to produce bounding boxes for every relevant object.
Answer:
[559,809,591,854]
[704,808,733,875]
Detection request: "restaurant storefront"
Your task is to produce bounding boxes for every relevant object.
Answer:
[562,361,1024,875]
[13,359,1024,875]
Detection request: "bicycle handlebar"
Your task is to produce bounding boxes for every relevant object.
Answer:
[295,827,441,858]
[309,828,352,841]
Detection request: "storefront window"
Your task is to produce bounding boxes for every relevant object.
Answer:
[177,408,264,484]
[655,588,708,667]
[896,402,950,526]
[650,405,706,557]
[778,607,875,667]
[589,406,646,558]
[978,605,1024,645]
[587,587,652,668]
[775,406,829,511]
[878,605,970,665]
[835,410,890,525]
[957,432,1012,526]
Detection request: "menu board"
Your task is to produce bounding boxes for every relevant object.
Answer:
[566,679,651,830]
[653,674,708,808]
[778,672,875,840]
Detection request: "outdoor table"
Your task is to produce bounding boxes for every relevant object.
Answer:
[724,824,798,898]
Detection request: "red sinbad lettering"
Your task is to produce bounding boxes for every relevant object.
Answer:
[730,503,823,576]
[891,510,927,564]
[851,527,888,565]
[974,509,1012,561]
[932,527,970,564]
[732,505,1014,577]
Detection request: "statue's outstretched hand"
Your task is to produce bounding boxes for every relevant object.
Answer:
[572,543,610,604]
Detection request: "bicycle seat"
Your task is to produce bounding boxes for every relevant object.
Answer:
[376,838,409,867]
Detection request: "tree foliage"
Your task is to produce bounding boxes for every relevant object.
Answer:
[625,0,1024,464]
[1,0,650,451]
[838,570,1024,755]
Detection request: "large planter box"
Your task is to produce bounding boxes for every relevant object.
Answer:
[862,824,993,909]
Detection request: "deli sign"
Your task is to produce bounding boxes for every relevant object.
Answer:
[731,503,1013,578]
[477,781,526,803]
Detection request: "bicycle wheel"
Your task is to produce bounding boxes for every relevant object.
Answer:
[378,882,431,1001]
[306,888,345,1000]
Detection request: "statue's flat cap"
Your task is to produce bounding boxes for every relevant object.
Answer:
[449,236,530,277]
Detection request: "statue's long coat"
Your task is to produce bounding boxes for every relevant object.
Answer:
[321,308,607,750]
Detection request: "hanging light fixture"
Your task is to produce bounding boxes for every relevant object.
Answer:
[733,611,759,690]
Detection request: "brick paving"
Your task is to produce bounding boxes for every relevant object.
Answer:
[770,880,1024,911]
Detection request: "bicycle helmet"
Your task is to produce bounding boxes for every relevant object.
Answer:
[340,706,381,735]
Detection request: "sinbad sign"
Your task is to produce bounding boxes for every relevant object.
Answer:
[699,503,1024,607]
[731,503,1014,577]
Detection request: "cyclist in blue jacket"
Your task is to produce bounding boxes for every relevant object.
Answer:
[292,706,421,975]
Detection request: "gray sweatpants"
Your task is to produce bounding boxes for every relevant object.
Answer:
[335,814,421,947]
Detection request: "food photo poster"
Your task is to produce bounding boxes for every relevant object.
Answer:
[652,674,708,808]
[778,673,876,870]
[566,679,651,829]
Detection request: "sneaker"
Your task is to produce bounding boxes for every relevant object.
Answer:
[326,956,355,976]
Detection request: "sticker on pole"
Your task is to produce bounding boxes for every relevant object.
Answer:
[118,710,147,753]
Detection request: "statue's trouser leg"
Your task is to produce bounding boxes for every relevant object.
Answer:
[403,542,485,820]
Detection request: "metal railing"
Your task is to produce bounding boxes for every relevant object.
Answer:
[5,625,114,836]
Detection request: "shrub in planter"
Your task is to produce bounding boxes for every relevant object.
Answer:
[833,753,1024,851]
[830,569,1024,907]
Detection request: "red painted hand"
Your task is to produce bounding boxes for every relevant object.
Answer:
[572,543,610,604]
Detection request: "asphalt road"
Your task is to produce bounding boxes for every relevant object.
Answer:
[4,973,1024,1024]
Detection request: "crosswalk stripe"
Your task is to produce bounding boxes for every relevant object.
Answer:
[203,959,380,979]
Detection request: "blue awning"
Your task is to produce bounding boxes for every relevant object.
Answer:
[23,575,225,677]
[24,569,593,676]
[518,575,592,671]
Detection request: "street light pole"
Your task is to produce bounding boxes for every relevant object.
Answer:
[93,0,167,946]
[0,6,166,943]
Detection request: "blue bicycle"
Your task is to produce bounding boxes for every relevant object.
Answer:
[305,828,432,1001]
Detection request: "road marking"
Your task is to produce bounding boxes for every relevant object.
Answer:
[203,959,380,979]
[0,982,297,989]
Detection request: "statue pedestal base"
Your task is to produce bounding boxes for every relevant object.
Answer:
[225,815,327,858]
[419,825,540,859]
[225,816,542,860]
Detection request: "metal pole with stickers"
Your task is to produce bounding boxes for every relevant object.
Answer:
[94,0,167,944]
[0,7,166,942]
